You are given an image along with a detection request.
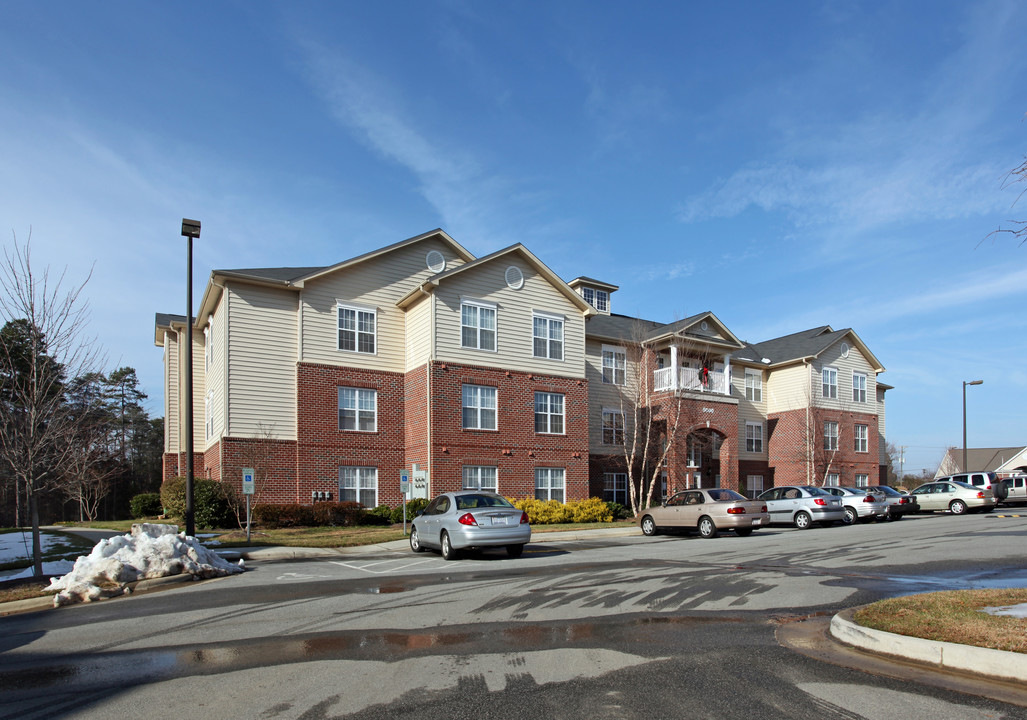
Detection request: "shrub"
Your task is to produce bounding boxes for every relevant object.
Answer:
[390,497,429,524]
[253,503,313,528]
[570,497,614,523]
[605,501,630,520]
[130,493,163,519]
[193,479,234,529]
[160,476,187,519]
[364,505,395,526]
[513,497,573,524]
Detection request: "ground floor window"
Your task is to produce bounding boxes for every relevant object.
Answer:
[462,466,498,492]
[603,472,627,504]
[746,475,764,497]
[535,467,565,502]
[825,472,840,486]
[339,466,377,507]
[855,473,869,487]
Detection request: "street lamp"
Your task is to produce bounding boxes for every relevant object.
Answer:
[181,218,201,538]
[962,379,983,473]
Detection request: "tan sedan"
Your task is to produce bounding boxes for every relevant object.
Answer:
[638,488,770,538]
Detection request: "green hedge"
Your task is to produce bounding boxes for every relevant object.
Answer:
[130,493,163,519]
[159,476,234,529]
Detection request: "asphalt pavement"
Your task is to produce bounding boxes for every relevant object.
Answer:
[4,524,1025,694]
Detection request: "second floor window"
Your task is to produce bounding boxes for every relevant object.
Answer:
[534,391,565,434]
[822,367,838,399]
[824,421,838,451]
[745,370,762,402]
[338,305,376,354]
[533,314,564,360]
[853,372,867,403]
[745,422,763,453]
[583,287,609,312]
[854,423,868,452]
[602,347,626,385]
[339,387,377,432]
[602,409,624,445]
[462,384,497,430]
[461,302,496,351]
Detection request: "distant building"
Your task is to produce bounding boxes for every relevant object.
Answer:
[936,447,1027,478]
[155,229,891,507]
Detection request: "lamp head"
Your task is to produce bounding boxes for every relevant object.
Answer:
[181,218,201,239]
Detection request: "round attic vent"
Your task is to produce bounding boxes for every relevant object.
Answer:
[505,265,524,290]
[426,250,446,273]
[841,342,850,358]
[700,321,709,332]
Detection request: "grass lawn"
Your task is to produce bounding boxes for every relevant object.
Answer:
[854,588,1027,654]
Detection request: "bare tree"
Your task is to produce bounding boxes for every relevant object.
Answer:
[614,320,722,516]
[221,422,279,530]
[0,233,99,577]
[796,372,841,486]
[986,156,1027,246]
[61,373,119,521]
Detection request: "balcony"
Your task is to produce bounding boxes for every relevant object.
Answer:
[654,366,729,395]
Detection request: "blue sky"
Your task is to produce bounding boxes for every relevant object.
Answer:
[1,0,1024,476]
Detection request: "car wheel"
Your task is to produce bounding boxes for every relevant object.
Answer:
[891,513,903,521]
[409,527,425,553]
[735,528,753,537]
[949,500,967,515]
[506,544,524,558]
[640,515,659,536]
[842,507,857,525]
[440,531,458,560]
[698,516,718,538]
[794,511,812,530]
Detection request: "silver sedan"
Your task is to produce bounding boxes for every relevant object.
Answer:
[409,491,531,560]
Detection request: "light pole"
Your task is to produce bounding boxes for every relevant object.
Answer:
[181,218,201,538]
[962,379,983,473]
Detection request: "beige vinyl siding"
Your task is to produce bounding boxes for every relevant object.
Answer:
[405,293,433,371]
[813,340,878,412]
[203,294,227,450]
[301,237,464,373]
[766,364,812,414]
[227,284,298,440]
[165,332,179,453]
[877,385,888,463]
[584,337,637,452]
[434,261,586,377]
[734,366,768,460]
[188,328,206,453]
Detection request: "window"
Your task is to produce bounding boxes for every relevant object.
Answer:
[854,424,868,452]
[535,467,565,502]
[534,391,565,434]
[852,372,867,403]
[602,409,624,445]
[603,473,628,504]
[745,422,763,453]
[822,367,838,399]
[826,473,840,486]
[339,466,377,507]
[602,346,626,385]
[338,305,376,354]
[855,473,869,487]
[462,466,497,492]
[462,384,497,430]
[338,387,377,432]
[824,421,838,451]
[533,313,564,360]
[746,475,764,498]
[581,287,609,312]
[745,370,762,402]
[461,301,496,351]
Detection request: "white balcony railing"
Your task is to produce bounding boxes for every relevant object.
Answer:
[654,367,728,395]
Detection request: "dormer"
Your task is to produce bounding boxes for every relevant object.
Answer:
[568,277,618,315]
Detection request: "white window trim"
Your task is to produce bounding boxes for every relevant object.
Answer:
[603,472,628,504]
[534,467,566,502]
[337,302,378,355]
[602,407,624,445]
[824,421,839,451]
[534,391,565,435]
[745,421,764,453]
[462,466,498,492]
[601,344,626,385]
[854,423,869,453]
[532,311,565,361]
[746,475,764,497]
[853,372,867,403]
[744,369,762,402]
[460,297,498,352]
[339,466,378,507]
[822,366,838,399]
[462,384,497,431]
[338,387,378,432]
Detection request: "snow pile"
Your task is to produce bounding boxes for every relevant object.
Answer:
[47,523,242,606]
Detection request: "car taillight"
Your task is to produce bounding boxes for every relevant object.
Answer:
[863,495,876,503]
[519,511,529,524]
[976,492,985,499]
[727,507,746,514]
[457,513,478,526]
[813,498,827,506]
[761,505,768,512]
[899,497,909,504]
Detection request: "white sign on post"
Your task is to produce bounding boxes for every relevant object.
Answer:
[242,468,255,495]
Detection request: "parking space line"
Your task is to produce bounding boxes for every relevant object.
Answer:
[329,558,435,574]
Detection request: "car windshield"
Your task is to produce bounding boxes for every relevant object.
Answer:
[455,494,515,510]
[707,489,746,502]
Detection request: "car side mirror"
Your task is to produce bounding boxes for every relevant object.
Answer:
[414,510,424,517]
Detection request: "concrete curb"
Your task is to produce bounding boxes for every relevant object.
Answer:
[830,607,1027,684]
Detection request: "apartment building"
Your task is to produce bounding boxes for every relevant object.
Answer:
[155,229,889,507]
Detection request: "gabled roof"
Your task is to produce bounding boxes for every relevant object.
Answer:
[583,310,744,351]
[941,446,1027,474]
[154,313,186,346]
[644,311,743,349]
[567,276,619,292]
[585,313,663,343]
[735,326,884,372]
[396,243,596,315]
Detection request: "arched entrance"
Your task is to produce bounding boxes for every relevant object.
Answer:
[678,428,726,490]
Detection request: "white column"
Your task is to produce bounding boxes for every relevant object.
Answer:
[670,345,678,390]
[722,353,731,396]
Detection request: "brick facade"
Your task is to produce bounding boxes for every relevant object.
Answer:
[768,408,880,486]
